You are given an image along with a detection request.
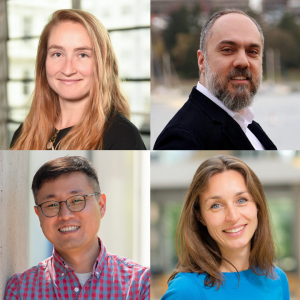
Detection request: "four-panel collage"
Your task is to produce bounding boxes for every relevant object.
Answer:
[0,0,299,299]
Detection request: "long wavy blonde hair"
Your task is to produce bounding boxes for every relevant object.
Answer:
[11,9,130,150]
[169,155,276,289]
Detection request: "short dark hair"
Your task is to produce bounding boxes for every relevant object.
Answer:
[32,156,101,203]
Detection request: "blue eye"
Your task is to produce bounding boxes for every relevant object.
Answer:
[238,198,248,204]
[80,53,88,58]
[211,203,221,209]
[53,53,62,57]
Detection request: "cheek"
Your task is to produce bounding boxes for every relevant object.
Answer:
[81,63,94,79]
[45,59,57,81]
[202,212,222,235]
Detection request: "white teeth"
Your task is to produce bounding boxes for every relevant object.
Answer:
[224,225,245,233]
[232,76,247,80]
[59,226,80,232]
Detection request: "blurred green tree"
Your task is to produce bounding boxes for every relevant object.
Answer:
[163,4,202,79]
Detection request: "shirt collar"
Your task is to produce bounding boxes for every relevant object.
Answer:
[196,81,255,131]
[52,237,106,280]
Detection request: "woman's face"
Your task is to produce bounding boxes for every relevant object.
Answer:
[46,21,94,104]
[199,170,258,254]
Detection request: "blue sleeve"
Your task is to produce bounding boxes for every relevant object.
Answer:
[161,273,204,300]
[275,267,290,300]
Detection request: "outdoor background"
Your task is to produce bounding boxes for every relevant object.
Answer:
[151,0,300,149]
[0,0,150,149]
[0,150,150,299]
[151,150,300,300]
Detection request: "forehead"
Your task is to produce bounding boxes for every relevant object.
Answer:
[48,21,92,47]
[202,170,248,197]
[207,13,262,49]
[36,172,93,202]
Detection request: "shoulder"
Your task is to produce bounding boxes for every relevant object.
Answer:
[106,253,150,298]
[274,266,289,293]
[10,123,23,148]
[153,89,226,150]
[4,259,50,299]
[106,252,149,278]
[103,111,146,150]
[162,272,207,300]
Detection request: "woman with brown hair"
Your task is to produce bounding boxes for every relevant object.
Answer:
[162,155,289,299]
[10,9,145,150]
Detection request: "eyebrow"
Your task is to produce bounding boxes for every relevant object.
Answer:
[40,189,85,202]
[204,191,249,203]
[47,45,93,51]
[217,40,261,49]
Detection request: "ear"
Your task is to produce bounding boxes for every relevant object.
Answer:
[34,206,39,217]
[99,194,106,218]
[197,50,205,74]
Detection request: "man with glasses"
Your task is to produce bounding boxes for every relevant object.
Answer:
[5,156,150,299]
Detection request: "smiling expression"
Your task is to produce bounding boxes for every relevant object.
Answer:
[198,13,263,111]
[34,172,105,253]
[45,21,94,104]
[199,170,258,254]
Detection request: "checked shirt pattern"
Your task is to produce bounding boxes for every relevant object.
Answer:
[5,238,150,299]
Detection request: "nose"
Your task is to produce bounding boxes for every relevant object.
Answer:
[61,57,76,76]
[232,50,250,69]
[225,204,240,223]
[58,201,75,220]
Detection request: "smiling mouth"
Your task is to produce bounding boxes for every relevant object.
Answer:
[223,225,246,233]
[58,79,82,85]
[231,76,249,80]
[58,226,80,232]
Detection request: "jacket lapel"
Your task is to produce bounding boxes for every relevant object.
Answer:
[190,88,255,150]
[248,122,277,150]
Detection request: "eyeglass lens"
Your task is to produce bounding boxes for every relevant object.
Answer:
[41,195,86,217]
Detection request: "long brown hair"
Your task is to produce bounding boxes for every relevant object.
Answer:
[169,155,276,289]
[11,9,130,150]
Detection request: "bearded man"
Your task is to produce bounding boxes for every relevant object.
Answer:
[153,9,277,150]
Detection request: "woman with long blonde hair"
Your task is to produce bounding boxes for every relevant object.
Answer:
[10,9,145,150]
[162,155,289,299]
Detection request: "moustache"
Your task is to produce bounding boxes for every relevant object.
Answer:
[226,68,253,82]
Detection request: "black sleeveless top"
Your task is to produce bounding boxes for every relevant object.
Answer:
[10,111,146,150]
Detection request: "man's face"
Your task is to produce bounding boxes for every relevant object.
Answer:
[34,172,106,254]
[198,13,263,112]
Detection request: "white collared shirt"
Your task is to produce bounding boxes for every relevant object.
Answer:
[196,82,265,150]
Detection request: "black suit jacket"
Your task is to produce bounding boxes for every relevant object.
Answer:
[153,87,277,150]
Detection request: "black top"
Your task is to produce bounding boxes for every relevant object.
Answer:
[10,111,146,150]
[153,87,277,150]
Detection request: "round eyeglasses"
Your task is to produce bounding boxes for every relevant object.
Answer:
[36,192,100,217]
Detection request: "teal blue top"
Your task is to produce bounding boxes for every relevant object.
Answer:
[161,267,289,300]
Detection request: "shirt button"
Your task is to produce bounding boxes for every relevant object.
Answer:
[61,273,64,277]
[95,272,99,276]
[74,287,79,293]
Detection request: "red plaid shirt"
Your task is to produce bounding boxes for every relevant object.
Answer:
[5,238,150,299]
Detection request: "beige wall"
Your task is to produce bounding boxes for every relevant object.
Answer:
[0,151,29,298]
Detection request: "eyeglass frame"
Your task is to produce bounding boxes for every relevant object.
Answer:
[35,192,101,217]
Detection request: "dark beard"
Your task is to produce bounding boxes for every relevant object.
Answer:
[205,62,262,112]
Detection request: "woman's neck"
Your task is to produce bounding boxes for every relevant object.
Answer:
[55,97,89,130]
[219,245,251,273]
